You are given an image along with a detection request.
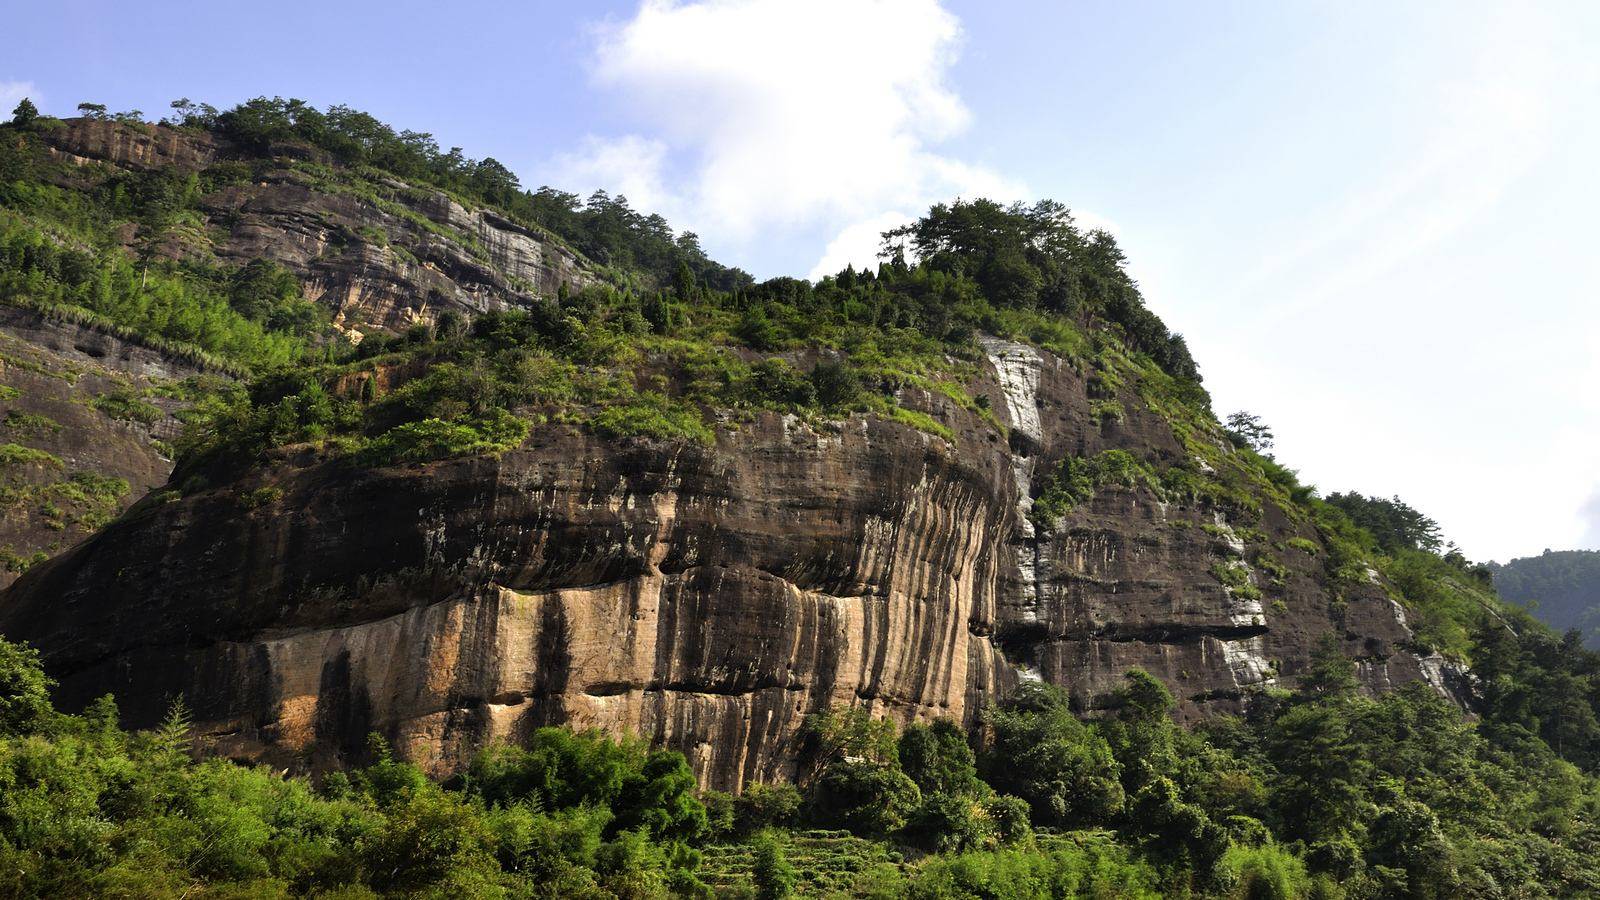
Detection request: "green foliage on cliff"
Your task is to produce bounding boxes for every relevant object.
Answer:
[0,123,331,371]
[171,237,1155,475]
[886,199,1199,380]
[1324,492,1444,554]
[5,103,1209,481]
[196,95,751,293]
[1030,449,1161,529]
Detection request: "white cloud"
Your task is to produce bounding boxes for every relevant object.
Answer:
[1582,490,1600,551]
[548,134,673,214]
[0,80,40,114]
[553,0,1020,276]
[806,211,911,280]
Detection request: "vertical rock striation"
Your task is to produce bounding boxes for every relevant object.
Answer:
[1,337,1453,790]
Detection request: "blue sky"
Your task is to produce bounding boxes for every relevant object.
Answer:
[7,0,1599,561]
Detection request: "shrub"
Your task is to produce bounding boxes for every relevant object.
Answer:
[236,485,284,509]
[1031,449,1158,529]
[904,793,993,853]
[0,637,54,736]
[588,392,713,445]
[91,389,163,425]
[467,728,707,843]
[751,831,797,900]
[0,442,63,469]
[748,358,815,409]
[1217,844,1311,900]
[1,410,61,434]
[809,358,861,409]
[808,760,922,836]
[734,783,802,836]
[1212,560,1263,602]
[361,408,528,466]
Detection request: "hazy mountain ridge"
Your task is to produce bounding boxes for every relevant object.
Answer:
[1491,549,1600,649]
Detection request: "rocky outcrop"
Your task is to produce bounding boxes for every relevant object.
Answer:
[0,307,204,588]
[0,337,1447,791]
[45,118,220,172]
[41,120,597,336]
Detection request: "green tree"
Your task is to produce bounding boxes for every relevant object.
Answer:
[1325,491,1443,554]
[1225,411,1274,452]
[751,831,797,900]
[9,98,38,128]
[979,681,1126,827]
[1298,633,1360,699]
[898,719,981,798]
[0,637,54,736]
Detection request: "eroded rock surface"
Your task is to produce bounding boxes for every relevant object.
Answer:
[1,339,1446,790]
[41,120,596,336]
[0,308,205,588]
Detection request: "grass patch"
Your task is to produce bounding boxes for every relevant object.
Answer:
[588,393,714,445]
[0,443,63,469]
[1211,559,1263,602]
[90,389,163,425]
[2,410,62,435]
[361,408,531,465]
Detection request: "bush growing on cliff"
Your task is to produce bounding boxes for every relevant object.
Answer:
[1030,449,1161,529]
[359,407,530,465]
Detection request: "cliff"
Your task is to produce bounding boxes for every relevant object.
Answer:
[0,111,1470,794]
[0,334,1456,792]
[0,307,206,587]
[39,119,599,338]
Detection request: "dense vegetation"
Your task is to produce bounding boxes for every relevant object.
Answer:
[1,106,331,373]
[1491,549,1600,649]
[2,97,1200,488]
[3,626,1599,898]
[173,96,752,293]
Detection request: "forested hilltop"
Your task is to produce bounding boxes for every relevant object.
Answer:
[3,97,1600,898]
[1491,549,1600,650]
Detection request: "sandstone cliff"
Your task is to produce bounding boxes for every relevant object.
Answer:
[40,120,598,337]
[0,332,1458,791]
[5,117,611,579]
[0,307,206,588]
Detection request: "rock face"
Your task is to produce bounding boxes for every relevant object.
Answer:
[0,307,205,588]
[0,336,1449,791]
[41,120,597,336]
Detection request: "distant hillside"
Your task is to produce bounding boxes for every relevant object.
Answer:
[1490,548,1600,648]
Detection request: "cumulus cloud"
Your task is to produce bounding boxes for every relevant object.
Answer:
[552,0,1022,277]
[0,80,40,113]
[547,134,673,214]
[806,211,912,280]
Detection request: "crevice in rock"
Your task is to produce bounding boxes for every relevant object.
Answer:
[1052,623,1270,644]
